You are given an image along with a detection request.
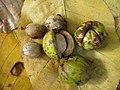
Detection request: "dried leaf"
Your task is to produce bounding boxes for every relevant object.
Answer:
[1,0,120,90]
[17,0,120,90]
[0,0,24,33]
[103,0,120,40]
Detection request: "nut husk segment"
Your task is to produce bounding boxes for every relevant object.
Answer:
[0,0,24,33]
[42,31,60,59]
[83,30,101,50]
[55,33,67,54]
[74,21,107,50]
[60,30,74,57]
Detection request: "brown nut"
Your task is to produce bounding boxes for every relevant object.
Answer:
[22,41,42,58]
[45,14,66,32]
[25,23,45,38]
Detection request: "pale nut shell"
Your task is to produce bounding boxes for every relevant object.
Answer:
[22,41,41,58]
[55,33,67,54]
[45,14,65,31]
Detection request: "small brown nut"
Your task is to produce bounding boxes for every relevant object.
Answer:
[45,14,66,31]
[25,23,45,38]
[22,41,42,58]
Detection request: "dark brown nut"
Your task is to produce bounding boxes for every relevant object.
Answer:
[25,23,45,38]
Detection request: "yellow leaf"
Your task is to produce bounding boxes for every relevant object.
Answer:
[18,0,120,90]
[103,0,120,17]
[0,32,33,90]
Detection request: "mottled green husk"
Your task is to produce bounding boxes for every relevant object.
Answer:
[74,21,107,50]
[59,56,90,85]
[43,31,59,59]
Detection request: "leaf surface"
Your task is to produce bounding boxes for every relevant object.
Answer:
[103,0,120,41]
[0,32,32,90]
[0,0,33,89]
[4,0,120,90]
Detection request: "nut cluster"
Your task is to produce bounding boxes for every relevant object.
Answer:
[22,14,74,59]
[22,14,108,85]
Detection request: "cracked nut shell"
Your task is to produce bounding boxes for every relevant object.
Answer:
[74,21,107,50]
[42,30,74,59]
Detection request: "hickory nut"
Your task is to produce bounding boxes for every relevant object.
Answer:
[22,41,41,58]
[45,14,66,31]
[74,21,107,50]
[25,23,45,38]
[42,30,74,59]
[58,56,90,85]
